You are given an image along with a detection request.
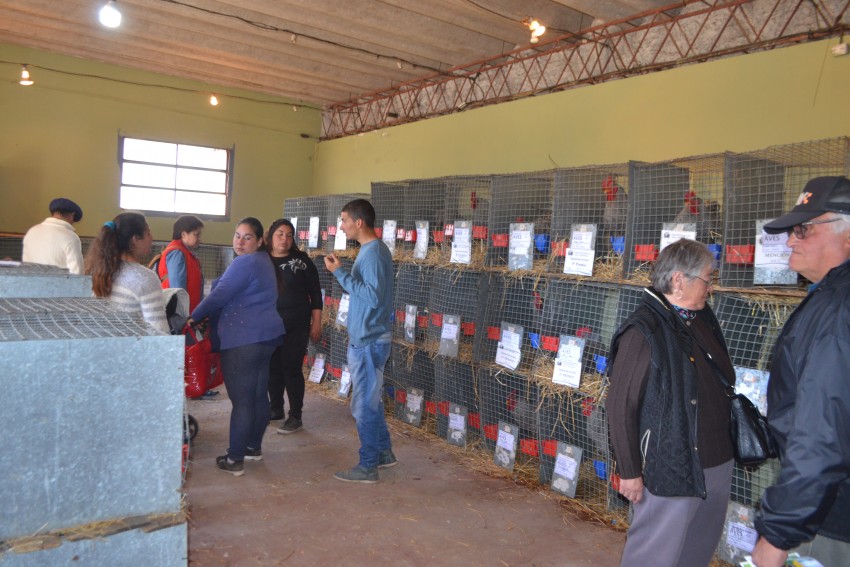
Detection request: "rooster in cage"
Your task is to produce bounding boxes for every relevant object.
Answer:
[672,190,722,243]
[601,175,627,237]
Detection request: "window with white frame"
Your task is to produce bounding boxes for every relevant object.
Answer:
[118,136,232,218]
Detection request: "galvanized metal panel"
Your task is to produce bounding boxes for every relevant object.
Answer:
[0,264,92,298]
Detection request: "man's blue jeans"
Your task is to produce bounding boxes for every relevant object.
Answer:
[348,334,392,470]
[221,342,276,462]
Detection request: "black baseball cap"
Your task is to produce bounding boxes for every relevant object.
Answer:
[763,176,850,234]
[49,198,83,222]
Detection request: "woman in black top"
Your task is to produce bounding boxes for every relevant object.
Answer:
[266,218,323,433]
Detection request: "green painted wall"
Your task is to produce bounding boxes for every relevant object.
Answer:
[313,38,850,194]
[1,44,322,245]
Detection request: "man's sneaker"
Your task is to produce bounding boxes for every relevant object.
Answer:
[334,465,378,484]
[244,447,263,461]
[378,449,398,469]
[216,455,244,476]
[276,417,303,435]
[201,390,220,399]
[269,411,285,422]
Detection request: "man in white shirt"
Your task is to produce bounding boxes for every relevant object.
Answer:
[22,198,85,274]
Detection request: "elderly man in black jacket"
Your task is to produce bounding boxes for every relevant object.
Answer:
[753,176,850,567]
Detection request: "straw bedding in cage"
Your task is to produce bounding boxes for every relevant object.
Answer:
[530,358,606,400]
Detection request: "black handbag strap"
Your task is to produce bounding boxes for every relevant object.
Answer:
[672,310,737,397]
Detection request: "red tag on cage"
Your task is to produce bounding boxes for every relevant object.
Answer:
[324,296,334,306]
[468,413,481,429]
[298,230,308,240]
[541,335,560,351]
[472,225,488,239]
[634,244,658,261]
[611,473,621,491]
[552,241,569,256]
[395,389,407,404]
[404,230,416,242]
[321,230,328,241]
[331,367,342,378]
[425,401,437,414]
[396,228,405,240]
[542,439,558,457]
[328,225,337,236]
[487,326,501,340]
[438,401,450,415]
[491,233,509,247]
[431,313,443,327]
[417,315,428,328]
[461,322,476,336]
[395,310,405,322]
[445,224,454,236]
[576,326,592,338]
[725,244,755,264]
[483,424,498,440]
[433,230,444,243]
[520,439,539,456]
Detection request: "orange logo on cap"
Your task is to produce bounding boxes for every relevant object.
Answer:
[795,191,813,206]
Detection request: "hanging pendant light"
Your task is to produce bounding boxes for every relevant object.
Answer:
[99,1,122,28]
[19,64,34,86]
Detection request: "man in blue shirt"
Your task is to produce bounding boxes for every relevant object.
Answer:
[325,199,396,483]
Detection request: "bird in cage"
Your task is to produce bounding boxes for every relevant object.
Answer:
[506,389,537,436]
[601,175,628,235]
[672,190,722,243]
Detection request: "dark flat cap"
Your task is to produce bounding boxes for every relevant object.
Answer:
[49,198,83,222]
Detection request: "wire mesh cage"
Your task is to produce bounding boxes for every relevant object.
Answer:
[721,137,850,287]
[299,196,330,254]
[0,234,24,261]
[390,342,435,423]
[473,272,546,374]
[325,193,370,256]
[424,267,486,362]
[329,257,355,328]
[400,178,447,260]
[0,297,158,340]
[477,366,541,468]
[486,171,553,271]
[533,278,618,397]
[284,196,306,246]
[438,176,491,267]
[625,154,727,283]
[393,263,433,345]
[371,181,408,260]
[324,324,349,391]
[550,164,632,276]
[433,357,480,440]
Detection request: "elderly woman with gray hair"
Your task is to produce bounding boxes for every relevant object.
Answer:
[607,238,735,567]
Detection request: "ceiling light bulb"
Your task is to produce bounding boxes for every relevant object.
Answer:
[530,35,539,44]
[19,65,33,86]
[209,94,219,106]
[396,60,402,69]
[99,1,122,28]
[292,105,298,112]
[529,20,546,37]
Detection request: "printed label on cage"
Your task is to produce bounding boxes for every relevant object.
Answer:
[718,502,758,565]
[755,220,796,285]
[734,367,769,415]
[290,217,298,233]
[336,293,350,327]
[450,220,472,264]
[404,304,417,344]
[508,222,534,271]
[494,421,518,471]
[447,403,467,447]
[495,323,522,370]
[438,314,460,358]
[414,221,429,259]
[334,216,347,250]
[550,442,583,498]
[660,223,696,250]
[569,224,596,251]
[726,522,757,552]
[308,216,320,248]
[739,554,824,567]
[403,387,424,426]
[308,354,325,383]
[382,220,397,254]
[552,335,584,388]
[563,248,595,276]
[338,365,351,397]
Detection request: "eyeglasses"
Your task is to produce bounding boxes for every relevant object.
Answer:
[690,274,713,288]
[787,217,841,239]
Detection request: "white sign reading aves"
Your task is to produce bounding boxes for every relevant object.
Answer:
[449,412,465,431]
[495,325,522,370]
[414,221,429,259]
[726,522,758,553]
[308,354,325,383]
[308,216,320,248]
[450,220,472,264]
[496,428,516,452]
[554,452,579,481]
[382,219,397,254]
[334,216,347,250]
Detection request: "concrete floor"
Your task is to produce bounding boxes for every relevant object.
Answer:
[185,386,626,566]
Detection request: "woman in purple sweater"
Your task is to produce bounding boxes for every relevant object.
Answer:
[189,217,285,476]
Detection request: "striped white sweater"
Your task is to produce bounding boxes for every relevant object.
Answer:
[108,261,169,334]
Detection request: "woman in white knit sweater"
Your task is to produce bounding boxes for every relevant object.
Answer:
[85,212,168,334]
